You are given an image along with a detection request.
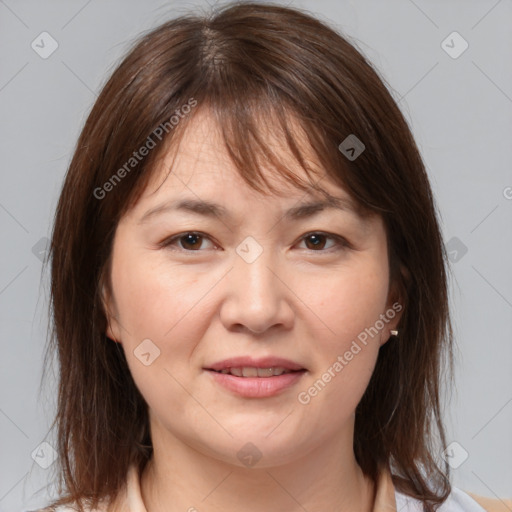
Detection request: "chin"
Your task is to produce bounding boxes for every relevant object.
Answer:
[192,429,311,469]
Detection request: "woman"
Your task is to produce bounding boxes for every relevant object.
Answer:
[37,2,510,511]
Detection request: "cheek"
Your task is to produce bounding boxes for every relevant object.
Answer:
[301,258,389,349]
[110,237,208,344]
[109,232,230,370]
[293,257,389,410]
[110,246,210,416]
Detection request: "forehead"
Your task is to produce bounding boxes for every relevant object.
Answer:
[142,106,347,204]
[120,107,380,237]
[129,116,377,237]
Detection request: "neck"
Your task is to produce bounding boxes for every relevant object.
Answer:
[140,422,375,512]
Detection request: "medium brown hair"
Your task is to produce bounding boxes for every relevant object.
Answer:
[43,2,454,511]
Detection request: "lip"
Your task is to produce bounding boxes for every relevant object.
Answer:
[206,370,306,398]
[204,356,307,398]
[205,356,305,372]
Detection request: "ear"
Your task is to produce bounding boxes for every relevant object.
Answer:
[101,283,123,344]
[380,264,408,346]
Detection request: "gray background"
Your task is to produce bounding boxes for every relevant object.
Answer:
[0,0,511,510]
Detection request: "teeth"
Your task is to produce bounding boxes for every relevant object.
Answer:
[257,367,274,377]
[259,367,288,377]
[218,366,293,377]
[242,367,258,377]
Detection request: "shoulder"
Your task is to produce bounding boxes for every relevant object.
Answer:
[26,465,136,512]
[466,492,512,512]
[26,507,77,512]
[26,502,105,512]
[395,487,512,512]
[26,506,82,512]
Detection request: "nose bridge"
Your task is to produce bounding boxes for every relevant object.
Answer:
[235,235,279,306]
[221,235,292,333]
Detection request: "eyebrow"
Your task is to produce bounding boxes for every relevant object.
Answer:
[138,196,364,224]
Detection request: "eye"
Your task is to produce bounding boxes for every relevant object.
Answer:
[297,232,349,252]
[160,232,217,252]
[160,231,350,254]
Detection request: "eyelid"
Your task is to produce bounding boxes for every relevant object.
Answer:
[297,231,352,252]
[159,231,351,253]
[159,231,219,252]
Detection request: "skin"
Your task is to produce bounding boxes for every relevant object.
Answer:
[104,108,403,512]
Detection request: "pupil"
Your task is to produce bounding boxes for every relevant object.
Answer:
[307,234,325,250]
[183,234,201,249]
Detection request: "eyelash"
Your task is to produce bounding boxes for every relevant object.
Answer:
[159,231,351,255]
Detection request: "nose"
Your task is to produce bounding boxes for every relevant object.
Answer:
[219,246,294,335]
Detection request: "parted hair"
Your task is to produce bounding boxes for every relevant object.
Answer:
[43,2,454,511]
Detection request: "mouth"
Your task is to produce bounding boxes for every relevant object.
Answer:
[204,356,307,398]
[208,366,303,377]
[204,356,306,375]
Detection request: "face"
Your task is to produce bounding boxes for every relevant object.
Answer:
[104,108,403,468]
